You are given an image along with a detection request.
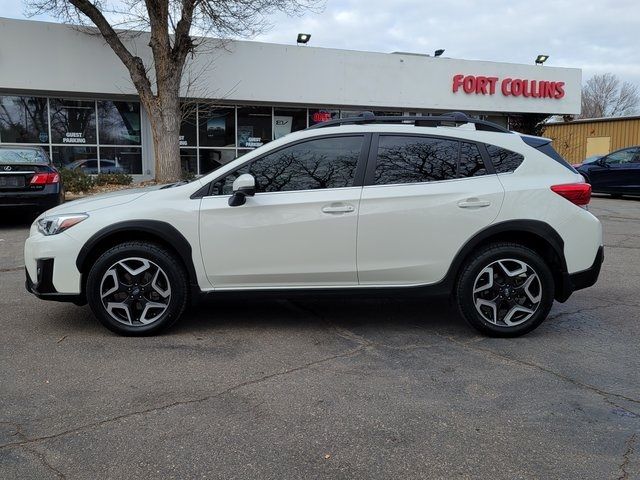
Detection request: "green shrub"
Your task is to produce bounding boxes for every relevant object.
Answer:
[94,172,133,186]
[60,168,94,193]
[181,169,196,181]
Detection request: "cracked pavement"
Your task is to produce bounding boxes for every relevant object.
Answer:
[1,196,639,479]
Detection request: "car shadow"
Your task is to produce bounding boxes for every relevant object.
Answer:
[0,209,37,227]
[170,294,471,337]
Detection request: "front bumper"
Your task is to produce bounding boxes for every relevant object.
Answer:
[25,260,86,305]
[556,246,604,302]
[24,228,84,297]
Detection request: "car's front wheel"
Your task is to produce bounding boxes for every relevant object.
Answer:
[86,242,188,336]
[455,242,555,337]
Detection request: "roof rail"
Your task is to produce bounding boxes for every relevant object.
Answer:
[307,111,511,133]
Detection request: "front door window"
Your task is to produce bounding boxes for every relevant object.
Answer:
[212,135,364,195]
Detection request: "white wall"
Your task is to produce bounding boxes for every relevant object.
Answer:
[0,17,581,114]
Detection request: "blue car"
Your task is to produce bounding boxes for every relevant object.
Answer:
[576,146,640,196]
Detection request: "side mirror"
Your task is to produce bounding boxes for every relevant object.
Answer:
[228,173,256,207]
[597,157,607,167]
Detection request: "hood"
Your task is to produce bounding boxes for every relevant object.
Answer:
[44,184,167,215]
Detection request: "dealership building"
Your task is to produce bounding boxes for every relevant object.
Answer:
[0,17,582,179]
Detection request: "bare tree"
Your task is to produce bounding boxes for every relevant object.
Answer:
[27,0,320,182]
[580,73,640,119]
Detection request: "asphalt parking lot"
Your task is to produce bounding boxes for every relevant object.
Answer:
[1,196,639,479]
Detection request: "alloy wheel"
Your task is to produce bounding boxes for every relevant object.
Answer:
[472,258,542,327]
[99,257,172,326]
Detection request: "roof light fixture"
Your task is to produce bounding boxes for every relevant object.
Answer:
[535,54,549,65]
[297,33,311,45]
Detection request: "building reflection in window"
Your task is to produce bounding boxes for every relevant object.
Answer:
[0,95,49,143]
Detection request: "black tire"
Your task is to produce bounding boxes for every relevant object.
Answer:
[455,242,554,337]
[86,241,189,336]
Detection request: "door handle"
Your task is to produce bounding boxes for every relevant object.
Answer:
[322,204,355,214]
[457,198,491,209]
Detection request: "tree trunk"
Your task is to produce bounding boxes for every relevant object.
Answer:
[146,94,183,184]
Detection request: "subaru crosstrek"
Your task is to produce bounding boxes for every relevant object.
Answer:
[25,112,603,337]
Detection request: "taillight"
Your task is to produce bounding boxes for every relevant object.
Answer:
[30,173,60,185]
[551,183,591,207]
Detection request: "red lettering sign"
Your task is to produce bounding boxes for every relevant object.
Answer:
[452,74,565,99]
[312,111,333,123]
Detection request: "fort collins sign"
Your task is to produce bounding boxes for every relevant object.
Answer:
[452,74,566,99]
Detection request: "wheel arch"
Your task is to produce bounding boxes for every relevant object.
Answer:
[76,220,200,295]
[446,220,568,301]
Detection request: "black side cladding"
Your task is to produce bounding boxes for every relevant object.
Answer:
[520,135,578,173]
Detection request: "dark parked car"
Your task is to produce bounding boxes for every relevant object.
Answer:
[66,158,126,174]
[576,146,640,196]
[0,146,64,214]
[575,154,602,167]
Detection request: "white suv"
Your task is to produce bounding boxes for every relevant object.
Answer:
[25,112,603,337]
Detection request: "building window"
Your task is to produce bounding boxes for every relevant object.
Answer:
[274,108,307,139]
[237,106,272,148]
[0,95,49,143]
[52,146,98,170]
[199,148,236,174]
[180,148,198,175]
[199,105,235,148]
[99,146,142,174]
[179,105,198,147]
[98,101,141,145]
[49,98,97,145]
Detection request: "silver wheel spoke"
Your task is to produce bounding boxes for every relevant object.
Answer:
[473,266,494,294]
[503,305,535,326]
[475,298,498,324]
[151,268,171,298]
[100,268,119,299]
[497,260,527,277]
[522,274,542,303]
[106,301,133,325]
[118,258,151,277]
[139,302,169,324]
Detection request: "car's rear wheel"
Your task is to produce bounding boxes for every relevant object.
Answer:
[86,242,188,336]
[456,243,554,337]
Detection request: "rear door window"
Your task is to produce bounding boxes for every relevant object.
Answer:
[372,135,489,185]
[458,142,487,177]
[374,136,459,184]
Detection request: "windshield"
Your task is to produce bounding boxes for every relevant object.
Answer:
[0,148,48,164]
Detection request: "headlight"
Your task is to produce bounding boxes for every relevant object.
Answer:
[37,213,88,236]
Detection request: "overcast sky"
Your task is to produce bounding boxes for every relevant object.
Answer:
[3,0,639,87]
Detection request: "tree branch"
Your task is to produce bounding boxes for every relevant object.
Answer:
[68,0,155,106]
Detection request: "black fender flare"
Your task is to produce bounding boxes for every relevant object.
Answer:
[76,220,199,290]
[440,219,567,292]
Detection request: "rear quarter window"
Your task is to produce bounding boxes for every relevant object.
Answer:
[485,145,524,173]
